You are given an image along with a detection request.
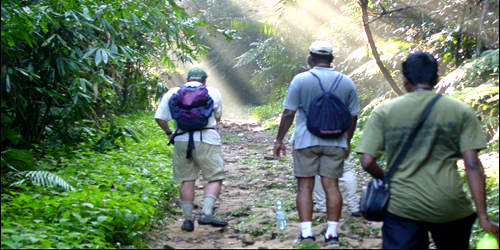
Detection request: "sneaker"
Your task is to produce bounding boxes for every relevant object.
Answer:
[323,234,339,246]
[198,213,228,227]
[181,220,194,232]
[351,211,361,217]
[297,234,316,247]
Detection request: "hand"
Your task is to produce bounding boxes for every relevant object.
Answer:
[273,143,286,161]
[345,144,351,159]
[480,218,499,242]
[168,133,174,142]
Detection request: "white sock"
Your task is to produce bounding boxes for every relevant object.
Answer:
[179,201,193,221]
[300,221,313,238]
[325,221,339,238]
[202,195,217,215]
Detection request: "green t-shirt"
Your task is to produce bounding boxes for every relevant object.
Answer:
[357,91,486,223]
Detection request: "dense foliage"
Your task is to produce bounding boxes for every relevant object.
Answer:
[1,112,176,248]
[0,0,232,150]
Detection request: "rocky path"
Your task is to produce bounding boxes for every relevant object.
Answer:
[147,119,384,249]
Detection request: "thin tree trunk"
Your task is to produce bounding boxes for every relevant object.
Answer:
[477,0,490,56]
[455,4,466,68]
[359,0,404,96]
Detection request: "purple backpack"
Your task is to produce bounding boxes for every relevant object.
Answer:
[169,84,214,131]
[168,84,214,159]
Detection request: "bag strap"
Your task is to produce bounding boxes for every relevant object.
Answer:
[383,94,442,182]
[309,71,343,94]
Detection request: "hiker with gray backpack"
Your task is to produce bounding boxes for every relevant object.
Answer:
[273,41,360,246]
[155,66,228,232]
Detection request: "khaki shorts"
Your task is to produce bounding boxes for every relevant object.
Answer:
[172,141,225,182]
[292,146,345,179]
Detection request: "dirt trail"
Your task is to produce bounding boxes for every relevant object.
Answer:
[146,119,385,249]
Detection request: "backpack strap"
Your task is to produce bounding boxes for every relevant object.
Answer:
[168,127,215,159]
[383,94,442,182]
[309,71,343,94]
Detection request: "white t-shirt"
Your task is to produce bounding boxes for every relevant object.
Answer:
[154,81,223,145]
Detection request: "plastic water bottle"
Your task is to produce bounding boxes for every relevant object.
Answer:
[476,233,499,249]
[276,201,286,230]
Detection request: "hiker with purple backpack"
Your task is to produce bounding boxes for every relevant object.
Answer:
[155,66,228,232]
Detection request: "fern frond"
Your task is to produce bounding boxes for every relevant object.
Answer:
[437,49,499,92]
[12,170,75,192]
[1,149,36,172]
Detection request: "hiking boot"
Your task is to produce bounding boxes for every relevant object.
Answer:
[295,234,316,247]
[351,211,361,217]
[323,234,339,246]
[181,220,194,232]
[198,213,228,227]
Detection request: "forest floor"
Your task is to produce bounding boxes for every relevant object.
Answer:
[146,118,499,249]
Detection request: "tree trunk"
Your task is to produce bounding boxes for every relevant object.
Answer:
[477,0,490,56]
[359,0,404,96]
[455,4,466,68]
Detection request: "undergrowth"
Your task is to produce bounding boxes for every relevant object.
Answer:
[1,112,176,249]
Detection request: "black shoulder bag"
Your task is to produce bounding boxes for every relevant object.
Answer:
[359,94,442,221]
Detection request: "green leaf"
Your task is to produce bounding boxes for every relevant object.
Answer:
[95,49,102,66]
[101,50,108,64]
[82,202,94,209]
[83,48,97,59]
[34,87,65,100]
[6,74,11,93]
[97,215,108,223]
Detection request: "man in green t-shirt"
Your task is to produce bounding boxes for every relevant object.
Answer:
[356,52,498,248]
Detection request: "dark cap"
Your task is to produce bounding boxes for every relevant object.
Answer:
[187,66,208,80]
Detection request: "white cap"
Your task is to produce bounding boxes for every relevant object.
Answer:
[309,41,333,55]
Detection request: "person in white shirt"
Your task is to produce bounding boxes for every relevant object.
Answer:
[313,154,361,217]
[154,66,227,232]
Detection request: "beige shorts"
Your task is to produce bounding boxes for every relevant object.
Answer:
[292,146,345,179]
[172,141,225,182]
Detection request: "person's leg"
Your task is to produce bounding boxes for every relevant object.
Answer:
[382,212,429,249]
[172,142,199,231]
[179,180,196,220]
[429,213,476,249]
[339,169,360,214]
[193,142,228,227]
[195,142,225,216]
[179,180,196,231]
[321,176,341,244]
[293,147,321,240]
[317,146,344,244]
[297,177,315,222]
[202,179,223,215]
[297,176,315,237]
[180,180,196,201]
[313,175,326,212]
[322,177,342,222]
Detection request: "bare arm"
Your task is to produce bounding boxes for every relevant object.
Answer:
[463,150,499,241]
[360,153,385,179]
[273,109,296,161]
[155,118,174,140]
[346,116,358,158]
